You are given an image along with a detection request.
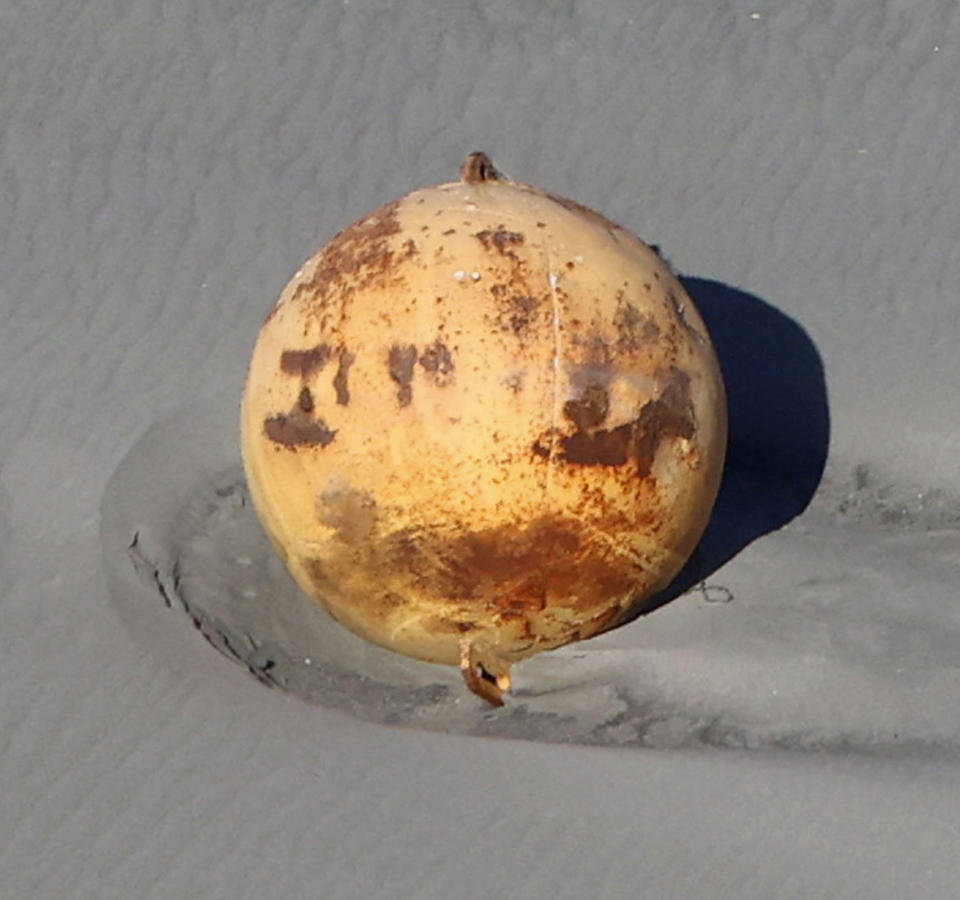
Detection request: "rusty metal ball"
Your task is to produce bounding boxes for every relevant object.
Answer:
[240,154,727,703]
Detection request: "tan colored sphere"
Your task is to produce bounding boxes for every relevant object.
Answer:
[241,154,726,703]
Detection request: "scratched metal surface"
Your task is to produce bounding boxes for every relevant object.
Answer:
[3,2,960,897]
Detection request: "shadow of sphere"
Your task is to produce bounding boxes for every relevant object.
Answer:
[643,277,830,612]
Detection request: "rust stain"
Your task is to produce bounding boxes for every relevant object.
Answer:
[614,299,661,352]
[489,283,543,338]
[416,516,640,616]
[503,371,524,394]
[297,386,314,413]
[468,225,543,342]
[562,382,609,430]
[388,343,418,406]
[301,510,648,653]
[263,410,336,448]
[418,339,455,385]
[474,227,525,258]
[391,516,636,619]
[531,440,551,459]
[290,200,403,311]
[304,557,408,623]
[460,151,500,183]
[507,292,540,336]
[280,345,333,377]
[333,350,355,405]
[534,367,695,475]
[494,580,548,615]
[568,333,614,378]
[316,484,377,543]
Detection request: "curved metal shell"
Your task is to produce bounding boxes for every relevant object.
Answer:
[241,155,727,698]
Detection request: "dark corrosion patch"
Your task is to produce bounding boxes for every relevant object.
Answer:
[290,200,403,310]
[569,334,614,379]
[614,299,661,352]
[424,517,584,608]
[317,484,377,542]
[393,516,641,619]
[507,292,540,335]
[489,283,542,337]
[474,228,525,258]
[263,411,336,448]
[460,152,501,183]
[333,350,355,405]
[538,368,695,475]
[455,519,580,584]
[388,343,418,406]
[503,370,524,394]
[532,439,551,459]
[297,386,314,413]
[280,344,333,377]
[418,339,454,385]
[562,383,609,430]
